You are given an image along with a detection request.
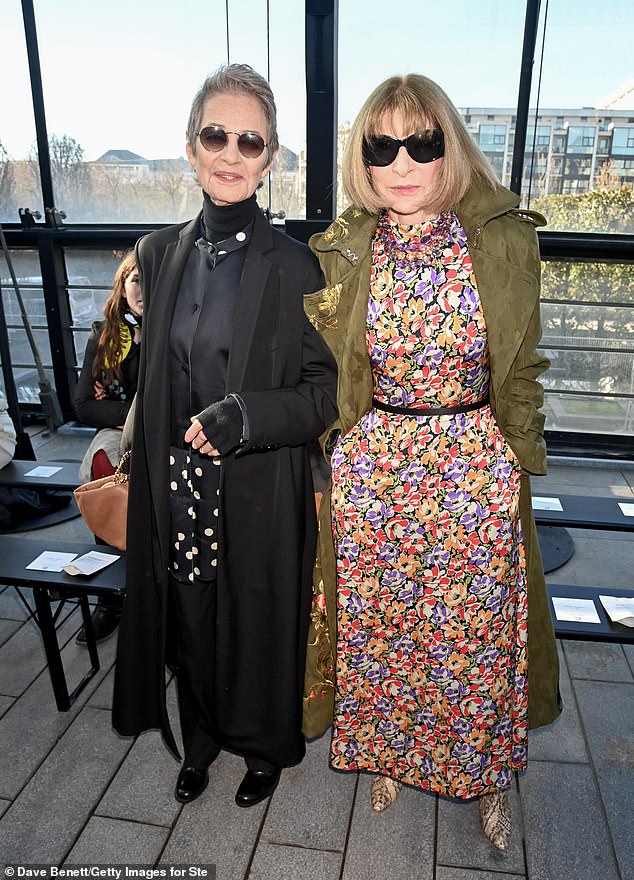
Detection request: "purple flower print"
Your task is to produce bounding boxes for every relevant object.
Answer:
[348,631,369,648]
[420,756,436,775]
[414,707,436,729]
[424,546,450,567]
[367,298,381,327]
[393,635,416,655]
[430,666,453,686]
[397,583,416,607]
[493,716,512,738]
[451,718,472,738]
[378,719,401,739]
[366,662,387,683]
[443,488,470,512]
[374,697,393,714]
[470,574,496,596]
[366,501,390,527]
[447,414,469,439]
[337,536,359,561]
[398,461,428,489]
[485,594,502,613]
[460,501,488,530]
[382,568,408,589]
[414,278,436,302]
[377,543,400,565]
[343,741,362,759]
[452,741,476,763]
[369,345,388,368]
[391,734,414,755]
[461,336,487,362]
[352,455,375,480]
[445,679,470,702]
[464,756,485,776]
[349,484,376,508]
[497,767,512,788]
[468,547,491,570]
[512,743,528,764]
[428,642,451,663]
[345,592,365,615]
[432,603,450,625]
[491,456,513,482]
[350,651,372,670]
[458,287,479,315]
[338,696,359,715]
[475,645,499,669]
[444,458,468,483]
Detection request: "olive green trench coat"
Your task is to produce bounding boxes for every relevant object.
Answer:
[301,179,562,738]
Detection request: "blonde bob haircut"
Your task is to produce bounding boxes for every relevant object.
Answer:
[343,74,499,217]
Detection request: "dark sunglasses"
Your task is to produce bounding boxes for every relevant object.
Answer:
[196,125,268,159]
[363,129,444,166]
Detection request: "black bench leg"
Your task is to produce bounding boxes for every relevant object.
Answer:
[33,586,71,711]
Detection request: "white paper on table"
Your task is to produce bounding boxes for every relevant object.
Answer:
[532,496,564,512]
[23,465,63,478]
[26,551,78,572]
[617,502,634,517]
[551,596,601,624]
[599,595,634,627]
[62,550,120,576]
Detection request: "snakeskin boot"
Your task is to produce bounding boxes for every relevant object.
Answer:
[371,775,402,812]
[479,790,511,851]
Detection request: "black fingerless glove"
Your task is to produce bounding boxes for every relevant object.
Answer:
[192,396,244,455]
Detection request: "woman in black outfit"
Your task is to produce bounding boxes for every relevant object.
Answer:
[112,64,337,809]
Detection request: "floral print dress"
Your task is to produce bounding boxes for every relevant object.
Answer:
[329,211,529,799]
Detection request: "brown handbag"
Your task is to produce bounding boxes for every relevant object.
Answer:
[73,451,130,550]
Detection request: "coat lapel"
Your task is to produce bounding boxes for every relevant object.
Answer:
[226,210,274,391]
[142,216,200,564]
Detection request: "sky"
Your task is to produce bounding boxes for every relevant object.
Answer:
[2,0,633,162]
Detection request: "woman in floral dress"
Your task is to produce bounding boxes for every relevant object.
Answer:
[305,74,560,851]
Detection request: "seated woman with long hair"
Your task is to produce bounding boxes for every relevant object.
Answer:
[74,251,142,641]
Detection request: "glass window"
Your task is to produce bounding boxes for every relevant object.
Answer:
[524,0,634,231]
[0,2,43,222]
[612,126,634,155]
[0,249,52,404]
[535,125,551,147]
[540,258,634,435]
[567,126,596,154]
[479,124,507,152]
[28,0,305,222]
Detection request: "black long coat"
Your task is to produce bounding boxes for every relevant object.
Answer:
[112,209,338,764]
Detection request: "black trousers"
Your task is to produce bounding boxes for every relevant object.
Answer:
[170,574,276,773]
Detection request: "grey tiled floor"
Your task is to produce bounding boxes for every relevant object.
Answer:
[1,426,633,879]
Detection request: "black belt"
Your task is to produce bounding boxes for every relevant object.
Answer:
[372,396,489,417]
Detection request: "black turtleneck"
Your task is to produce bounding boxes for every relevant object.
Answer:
[202,191,259,243]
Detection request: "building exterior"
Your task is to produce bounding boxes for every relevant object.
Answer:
[460,84,634,196]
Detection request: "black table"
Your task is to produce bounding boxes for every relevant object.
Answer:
[0,536,125,710]
[0,459,81,491]
[548,584,634,644]
[533,493,634,532]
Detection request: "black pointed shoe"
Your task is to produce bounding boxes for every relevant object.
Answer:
[175,766,209,803]
[235,767,281,808]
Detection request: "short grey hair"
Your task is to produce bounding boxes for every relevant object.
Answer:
[186,63,279,160]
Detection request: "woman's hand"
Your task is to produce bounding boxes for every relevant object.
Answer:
[184,418,220,457]
[183,397,243,457]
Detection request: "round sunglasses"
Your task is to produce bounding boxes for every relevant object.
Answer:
[196,125,268,159]
[363,129,444,167]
